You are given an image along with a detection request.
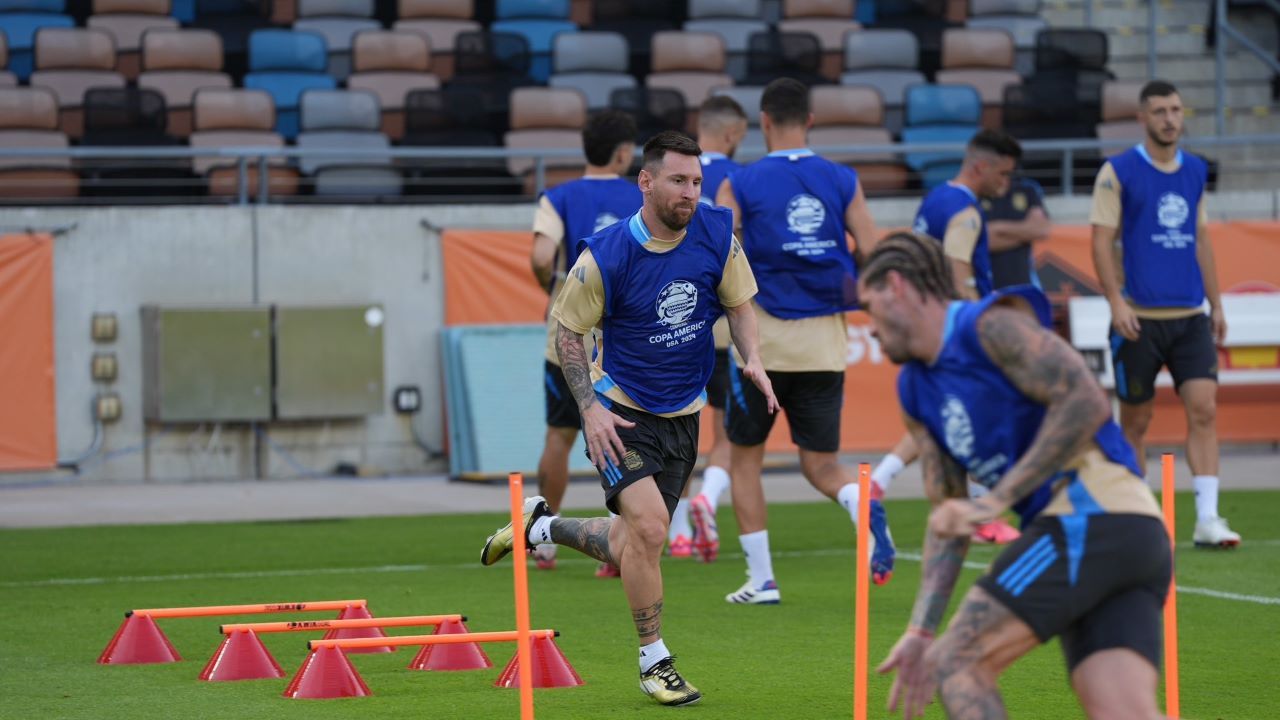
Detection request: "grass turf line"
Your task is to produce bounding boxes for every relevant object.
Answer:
[0,491,1276,719]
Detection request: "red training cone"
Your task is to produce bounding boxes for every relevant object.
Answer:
[324,604,393,654]
[407,618,491,671]
[494,635,583,688]
[98,614,181,665]
[282,646,372,699]
[200,630,285,681]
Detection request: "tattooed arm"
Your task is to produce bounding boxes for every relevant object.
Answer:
[556,322,633,470]
[878,416,969,719]
[977,306,1111,511]
[908,417,972,634]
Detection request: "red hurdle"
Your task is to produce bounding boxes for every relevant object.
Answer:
[99,599,370,665]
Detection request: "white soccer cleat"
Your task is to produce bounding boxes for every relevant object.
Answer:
[1193,516,1241,548]
[725,577,780,605]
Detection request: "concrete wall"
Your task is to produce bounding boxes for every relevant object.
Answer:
[1,190,1276,484]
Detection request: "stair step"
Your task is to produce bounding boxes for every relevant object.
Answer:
[1109,54,1277,82]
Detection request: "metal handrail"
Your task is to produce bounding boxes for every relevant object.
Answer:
[1216,0,1280,136]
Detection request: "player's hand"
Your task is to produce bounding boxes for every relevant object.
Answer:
[1109,300,1141,342]
[929,497,1004,538]
[877,629,936,719]
[580,403,635,472]
[741,355,778,414]
[1210,305,1227,346]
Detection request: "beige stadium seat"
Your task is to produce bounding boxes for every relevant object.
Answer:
[189,88,299,197]
[503,86,586,192]
[646,30,732,129]
[808,85,909,195]
[935,28,1020,128]
[0,31,17,86]
[29,28,126,139]
[776,0,860,80]
[0,87,78,199]
[394,0,481,81]
[1095,80,1144,140]
[347,30,440,139]
[137,29,232,137]
[88,0,179,80]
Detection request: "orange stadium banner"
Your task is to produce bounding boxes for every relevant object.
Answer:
[441,224,1280,452]
[0,233,57,471]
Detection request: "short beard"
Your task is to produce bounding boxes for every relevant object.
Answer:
[1146,126,1178,148]
[655,204,693,233]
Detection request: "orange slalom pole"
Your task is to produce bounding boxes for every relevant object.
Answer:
[853,463,870,720]
[220,614,463,634]
[1161,454,1180,719]
[129,600,366,619]
[510,472,535,720]
[310,629,557,651]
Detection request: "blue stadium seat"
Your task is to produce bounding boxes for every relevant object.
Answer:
[495,0,569,20]
[902,84,981,189]
[0,0,65,12]
[0,11,73,80]
[490,19,576,83]
[244,30,335,139]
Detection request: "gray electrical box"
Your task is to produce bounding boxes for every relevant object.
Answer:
[275,305,385,419]
[141,306,272,422]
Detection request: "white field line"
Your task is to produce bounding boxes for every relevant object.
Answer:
[4,547,1277,606]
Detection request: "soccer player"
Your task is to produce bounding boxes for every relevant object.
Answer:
[714,77,893,603]
[1090,79,1240,549]
[872,130,1026,546]
[667,94,749,562]
[866,232,1171,720]
[481,131,777,707]
[529,109,643,573]
[986,175,1051,290]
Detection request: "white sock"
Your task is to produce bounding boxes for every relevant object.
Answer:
[739,530,774,588]
[871,453,905,492]
[639,638,671,673]
[699,465,731,508]
[968,481,989,499]
[1193,475,1220,521]
[836,483,861,526]
[669,499,692,541]
[535,543,556,557]
[529,515,555,545]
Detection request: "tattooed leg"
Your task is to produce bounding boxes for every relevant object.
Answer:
[549,517,617,565]
[929,586,1039,720]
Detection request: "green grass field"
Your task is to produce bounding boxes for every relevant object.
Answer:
[2,490,1277,719]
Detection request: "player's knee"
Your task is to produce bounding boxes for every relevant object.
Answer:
[1186,396,1217,429]
[1077,688,1160,720]
[628,517,668,552]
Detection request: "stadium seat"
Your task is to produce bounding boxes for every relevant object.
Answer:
[548,31,634,110]
[710,84,765,161]
[188,87,299,197]
[646,31,732,121]
[296,88,402,197]
[243,29,337,140]
[608,85,686,143]
[347,29,438,139]
[808,84,910,195]
[490,17,576,84]
[901,83,981,190]
[0,9,74,80]
[590,0,680,78]
[137,28,232,137]
[188,0,276,80]
[776,0,860,80]
[399,86,518,197]
[293,0,379,81]
[935,28,1020,129]
[393,0,480,81]
[448,30,534,134]
[29,27,125,139]
[86,0,178,80]
[503,85,586,192]
[0,31,17,85]
[1034,27,1108,74]
[967,14,1046,76]
[873,11,956,79]
[744,30,827,87]
[80,86,200,197]
[0,86,78,199]
[684,0,769,83]
[841,29,924,134]
[1095,79,1143,141]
